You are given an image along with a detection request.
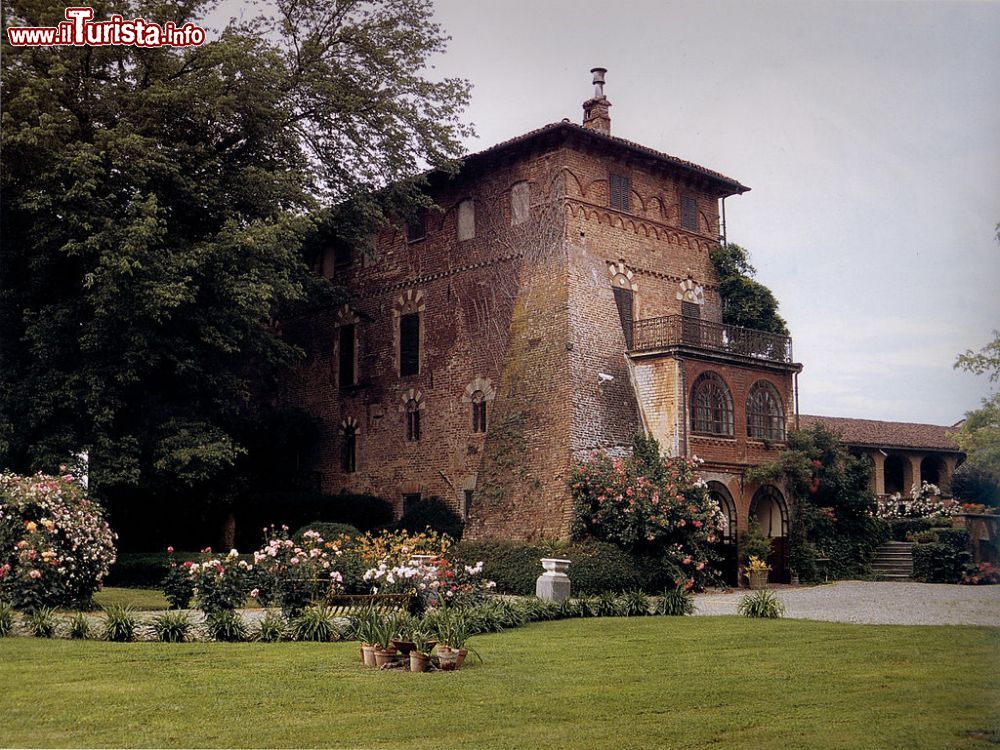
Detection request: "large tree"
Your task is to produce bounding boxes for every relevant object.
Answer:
[709,243,789,335]
[953,330,1000,477]
[0,1,471,521]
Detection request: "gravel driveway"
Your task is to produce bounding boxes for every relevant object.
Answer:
[693,580,1000,626]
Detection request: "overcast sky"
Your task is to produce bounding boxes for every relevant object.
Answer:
[426,0,1000,426]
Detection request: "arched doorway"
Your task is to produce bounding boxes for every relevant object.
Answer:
[749,485,790,583]
[920,456,945,489]
[707,482,738,586]
[884,455,906,495]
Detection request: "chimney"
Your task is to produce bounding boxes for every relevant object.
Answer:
[582,67,611,135]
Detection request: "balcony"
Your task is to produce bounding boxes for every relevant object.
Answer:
[629,315,795,365]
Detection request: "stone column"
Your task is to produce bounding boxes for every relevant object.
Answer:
[871,450,886,496]
[908,454,924,493]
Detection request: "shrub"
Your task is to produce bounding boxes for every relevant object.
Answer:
[253,526,345,617]
[290,605,340,642]
[570,436,724,589]
[161,550,195,609]
[912,543,970,584]
[563,542,645,595]
[28,606,56,638]
[656,586,695,616]
[937,529,971,551]
[103,604,138,642]
[888,517,951,541]
[451,540,646,595]
[618,590,651,617]
[0,601,14,637]
[68,611,91,640]
[962,562,1000,585]
[254,611,288,642]
[189,549,254,614]
[292,522,359,542]
[395,497,465,540]
[0,472,117,610]
[449,541,546,595]
[207,609,248,642]
[738,589,785,618]
[152,610,193,643]
[105,552,178,588]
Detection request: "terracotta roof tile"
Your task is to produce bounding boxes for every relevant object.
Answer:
[799,415,962,453]
[450,121,750,195]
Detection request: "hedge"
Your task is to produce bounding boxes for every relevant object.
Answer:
[912,543,970,584]
[887,517,952,542]
[449,540,680,595]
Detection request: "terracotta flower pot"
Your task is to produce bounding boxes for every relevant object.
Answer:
[374,647,398,668]
[360,643,377,667]
[409,651,431,673]
[456,648,468,669]
[436,646,461,671]
[748,570,769,590]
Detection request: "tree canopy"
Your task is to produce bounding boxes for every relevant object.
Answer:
[952,330,1000,476]
[0,0,472,507]
[709,243,789,335]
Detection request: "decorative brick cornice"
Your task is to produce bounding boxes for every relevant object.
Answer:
[566,197,718,251]
[353,252,523,301]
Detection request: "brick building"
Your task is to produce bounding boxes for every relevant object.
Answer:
[281,69,958,582]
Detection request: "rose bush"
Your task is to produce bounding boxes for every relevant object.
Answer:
[0,471,116,610]
[252,526,344,617]
[570,436,724,589]
[188,548,254,614]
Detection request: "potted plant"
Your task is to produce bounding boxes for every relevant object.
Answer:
[742,521,773,587]
[391,612,417,655]
[434,612,477,671]
[371,613,399,668]
[408,629,435,673]
[746,556,771,590]
[352,607,379,667]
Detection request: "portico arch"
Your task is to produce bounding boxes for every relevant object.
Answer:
[749,485,790,583]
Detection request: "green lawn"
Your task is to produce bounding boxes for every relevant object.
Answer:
[91,587,171,611]
[1,617,996,749]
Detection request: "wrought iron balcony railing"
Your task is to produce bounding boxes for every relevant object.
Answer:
[629,315,794,364]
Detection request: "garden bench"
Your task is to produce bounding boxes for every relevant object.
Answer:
[299,581,413,617]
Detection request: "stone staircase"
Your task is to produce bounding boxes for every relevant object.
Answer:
[871,541,914,580]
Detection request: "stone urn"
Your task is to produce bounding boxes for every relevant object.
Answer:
[536,558,572,602]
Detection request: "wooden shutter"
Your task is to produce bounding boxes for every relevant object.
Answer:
[610,174,630,212]
[681,195,698,231]
[399,313,419,376]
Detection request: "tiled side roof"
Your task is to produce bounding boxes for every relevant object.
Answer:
[800,415,962,452]
[447,121,750,196]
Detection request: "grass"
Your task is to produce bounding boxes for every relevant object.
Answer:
[91,587,171,611]
[89,587,260,611]
[1,617,997,749]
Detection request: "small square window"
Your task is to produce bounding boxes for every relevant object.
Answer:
[610,174,630,212]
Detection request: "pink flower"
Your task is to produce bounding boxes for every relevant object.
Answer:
[250,588,260,598]
[678,519,686,527]
[683,557,692,565]
[167,546,174,554]
[696,562,705,571]
[28,569,42,579]
[693,520,702,528]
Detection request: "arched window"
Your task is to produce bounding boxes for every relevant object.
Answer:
[339,419,358,474]
[470,390,487,433]
[746,380,785,441]
[405,399,421,442]
[690,372,733,436]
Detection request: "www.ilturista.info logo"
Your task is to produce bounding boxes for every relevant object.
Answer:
[7,7,206,47]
